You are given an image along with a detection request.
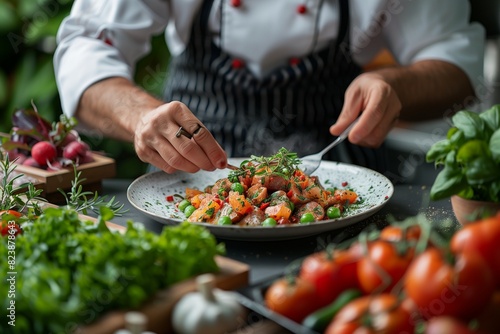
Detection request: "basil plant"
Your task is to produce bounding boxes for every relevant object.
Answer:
[426,105,500,202]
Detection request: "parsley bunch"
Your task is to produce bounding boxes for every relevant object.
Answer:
[0,207,225,333]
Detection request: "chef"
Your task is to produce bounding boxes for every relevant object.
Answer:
[54,0,484,174]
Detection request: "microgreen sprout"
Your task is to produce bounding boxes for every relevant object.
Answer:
[228,147,301,182]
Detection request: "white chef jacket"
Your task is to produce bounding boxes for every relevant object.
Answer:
[54,0,485,117]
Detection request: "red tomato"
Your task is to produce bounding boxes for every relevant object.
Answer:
[334,189,358,204]
[476,291,500,334]
[264,277,319,323]
[299,245,362,307]
[357,240,414,294]
[0,210,23,237]
[0,210,22,218]
[404,248,494,320]
[425,316,478,334]
[450,213,500,287]
[325,294,415,334]
[380,224,422,243]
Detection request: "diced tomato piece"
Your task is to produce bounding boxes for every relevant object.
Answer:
[185,187,204,199]
[228,191,253,215]
[165,195,174,202]
[265,203,292,220]
[334,189,358,204]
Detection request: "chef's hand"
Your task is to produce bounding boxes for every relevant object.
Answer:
[330,71,402,148]
[134,101,228,174]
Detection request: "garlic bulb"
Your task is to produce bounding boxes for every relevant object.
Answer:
[172,274,246,334]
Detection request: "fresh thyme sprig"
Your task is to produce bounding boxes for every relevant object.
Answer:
[59,167,128,216]
[0,153,45,215]
[228,147,301,182]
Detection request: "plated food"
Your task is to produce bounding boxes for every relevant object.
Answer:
[127,149,394,240]
[180,148,359,227]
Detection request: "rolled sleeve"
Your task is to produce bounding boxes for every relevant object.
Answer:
[54,0,170,116]
[384,0,486,96]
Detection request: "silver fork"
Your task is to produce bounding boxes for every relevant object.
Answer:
[299,118,359,175]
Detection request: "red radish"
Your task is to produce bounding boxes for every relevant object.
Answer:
[80,150,95,164]
[47,160,63,171]
[22,157,42,168]
[63,140,89,161]
[8,151,27,164]
[31,141,57,166]
[60,129,80,146]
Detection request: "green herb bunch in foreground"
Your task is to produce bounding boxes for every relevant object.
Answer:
[426,105,500,202]
[0,207,225,333]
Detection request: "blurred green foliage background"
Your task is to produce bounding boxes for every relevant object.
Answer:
[0,0,170,178]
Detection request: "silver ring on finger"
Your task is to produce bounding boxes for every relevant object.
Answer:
[192,124,203,136]
[175,126,192,139]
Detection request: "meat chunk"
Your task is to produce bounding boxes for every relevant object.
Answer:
[210,178,232,197]
[238,208,266,226]
[246,184,268,205]
[295,201,325,221]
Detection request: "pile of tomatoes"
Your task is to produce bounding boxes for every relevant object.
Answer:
[264,212,500,334]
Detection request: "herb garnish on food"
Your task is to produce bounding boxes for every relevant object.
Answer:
[228,147,301,182]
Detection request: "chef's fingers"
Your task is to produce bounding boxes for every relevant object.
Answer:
[331,74,401,147]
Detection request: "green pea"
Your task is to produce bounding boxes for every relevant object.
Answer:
[178,199,191,212]
[230,182,245,195]
[327,206,341,219]
[262,218,277,227]
[300,212,315,224]
[184,205,196,218]
[218,216,233,225]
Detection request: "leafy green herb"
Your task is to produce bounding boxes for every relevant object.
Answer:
[426,105,500,201]
[228,147,301,182]
[0,207,225,333]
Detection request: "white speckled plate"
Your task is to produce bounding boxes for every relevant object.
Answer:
[127,159,394,241]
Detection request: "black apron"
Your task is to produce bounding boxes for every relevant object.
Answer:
[164,0,387,173]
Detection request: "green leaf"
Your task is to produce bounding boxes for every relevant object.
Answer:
[452,110,485,140]
[448,128,465,148]
[446,127,458,139]
[99,206,115,222]
[426,139,450,163]
[491,129,500,163]
[457,139,490,164]
[490,180,500,202]
[430,165,467,200]
[480,104,500,132]
[445,150,457,166]
[465,156,500,185]
[0,1,18,32]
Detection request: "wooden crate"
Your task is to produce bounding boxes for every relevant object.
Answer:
[12,152,116,201]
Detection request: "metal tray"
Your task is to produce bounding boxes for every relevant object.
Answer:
[235,274,321,334]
